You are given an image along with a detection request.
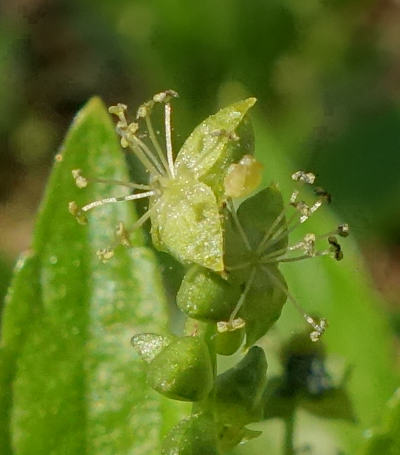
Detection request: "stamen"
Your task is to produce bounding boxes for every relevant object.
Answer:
[256,209,287,254]
[217,318,246,333]
[313,186,332,204]
[81,190,156,213]
[90,178,151,191]
[291,170,316,184]
[108,104,128,128]
[338,223,350,237]
[72,169,88,188]
[96,248,114,263]
[115,222,131,247]
[328,236,343,261]
[228,198,252,251]
[68,201,87,225]
[145,116,171,176]
[164,103,175,178]
[229,267,256,322]
[225,261,252,272]
[262,265,328,342]
[153,89,179,104]
[132,134,166,176]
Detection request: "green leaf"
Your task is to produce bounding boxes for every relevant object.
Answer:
[150,175,224,271]
[213,346,267,428]
[240,266,287,348]
[174,98,256,200]
[0,98,184,454]
[223,187,288,346]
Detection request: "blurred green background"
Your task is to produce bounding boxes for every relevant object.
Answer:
[1,0,399,330]
[0,1,400,452]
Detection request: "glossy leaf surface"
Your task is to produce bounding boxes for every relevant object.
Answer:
[0,98,181,454]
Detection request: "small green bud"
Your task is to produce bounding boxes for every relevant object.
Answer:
[177,265,240,322]
[147,336,213,402]
[215,326,245,356]
[161,413,218,455]
[213,346,267,427]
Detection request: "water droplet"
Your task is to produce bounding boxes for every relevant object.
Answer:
[49,256,58,264]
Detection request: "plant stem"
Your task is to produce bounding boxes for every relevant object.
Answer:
[284,413,295,455]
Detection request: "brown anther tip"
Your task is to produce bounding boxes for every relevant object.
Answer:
[337,223,350,237]
[314,186,332,204]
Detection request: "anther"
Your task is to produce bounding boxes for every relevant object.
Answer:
[68,201,88,225]
[116,222,131,247]
[337,223,350,237]
[328,236,343,261]
[96,248,114,263]
[314,186,332,204]
[72,169,88,189]
[217,318,246,333]
[136,101,155,119]
[305,316,328,342]
[153,89,179,103]
[291,170,316,185]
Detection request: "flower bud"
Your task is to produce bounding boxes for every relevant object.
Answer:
[177,266,240,322]
[161,413,218,455]
[147,336,213,402]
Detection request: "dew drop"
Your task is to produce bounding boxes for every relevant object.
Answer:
[49,256,58,265]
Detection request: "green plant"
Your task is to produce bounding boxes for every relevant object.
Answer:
[0,92,398,455]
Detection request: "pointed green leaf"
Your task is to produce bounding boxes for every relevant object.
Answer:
[236,185,287,252]
[150,176,224,271]
[213,346,268,427]
[174,98,256,199]
[0,98,183,455]
[240,266,288,347]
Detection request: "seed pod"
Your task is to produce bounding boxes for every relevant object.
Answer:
[213,346,268,427]
[147,336,213,402]
[161,413,218,455]
[177,265,240,322]
[215,326,245,356]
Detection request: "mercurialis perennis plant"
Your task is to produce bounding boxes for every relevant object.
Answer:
[1,91,367,455]
[68,91,351,453]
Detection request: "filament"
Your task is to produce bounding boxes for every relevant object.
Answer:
[229,267,256,322]
[81,190,156,212]
[145,116,171,177]
[228,198,252,251]
[164,103,175,178]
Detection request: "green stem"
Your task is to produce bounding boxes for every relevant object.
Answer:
[284,413,295,455]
